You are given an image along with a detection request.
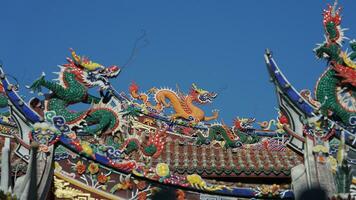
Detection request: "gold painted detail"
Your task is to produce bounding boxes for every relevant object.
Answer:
[258,184,280,197]
[54,171,121,200]
[54,176,96,200]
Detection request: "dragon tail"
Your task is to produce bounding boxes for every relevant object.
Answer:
[129,82,141,99]
[258,119,276,130]
[129,82,163,112]
[129,82,150,103]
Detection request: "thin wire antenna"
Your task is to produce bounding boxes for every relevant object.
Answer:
[216,84,228,95]
[0,60,20,89]
[122,29,149,70]
[5,73,20,89]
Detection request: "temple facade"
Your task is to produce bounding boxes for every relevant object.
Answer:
[0,1,355,199]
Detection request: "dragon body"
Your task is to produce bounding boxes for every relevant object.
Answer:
[0,84,8,108]
[30,49,121,135]
[122,128,168,158]
[314,3,356,125]
[129,83,218,123]
[196,119,259,148]
[0,84,11,119]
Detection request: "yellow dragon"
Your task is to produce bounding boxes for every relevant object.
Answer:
[129,83,219,123]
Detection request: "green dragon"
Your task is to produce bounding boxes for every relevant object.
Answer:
[29,49,121,135]
[0,94,8,110]
[314,3,356,125]
[0,84,11,118]
[349,40,356,61]
[121,128,168,159]
[196,118,259,148]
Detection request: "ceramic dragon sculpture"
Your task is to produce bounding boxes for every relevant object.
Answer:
[29,49,121,135]
[129,83,219,123]
[122,128,168,159]
[0,84,9,116]
[314,2,356,125]
[0,83,17,123]
[196,118,260,148]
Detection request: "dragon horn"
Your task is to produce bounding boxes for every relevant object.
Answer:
[192,83,198,89]
[69,48,81,63]
[332,0,338,17]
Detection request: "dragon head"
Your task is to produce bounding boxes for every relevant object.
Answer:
[350,40,356,51]
[65,49,120,90]
[323,2,343,44]
[189,83,217,104]
[233,117,255,132]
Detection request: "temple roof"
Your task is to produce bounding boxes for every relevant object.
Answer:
[130,137,303,179]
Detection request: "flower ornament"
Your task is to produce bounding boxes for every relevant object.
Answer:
[76,161,86,175]
[97,172,109,184]
[88,163,99,174]
[155,163,170,177]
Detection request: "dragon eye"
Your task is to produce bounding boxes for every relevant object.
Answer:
[200,96,206,101]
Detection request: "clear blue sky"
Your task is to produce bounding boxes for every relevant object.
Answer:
[1,1,355,125]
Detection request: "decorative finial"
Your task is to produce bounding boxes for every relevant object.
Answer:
[323,0,342,26]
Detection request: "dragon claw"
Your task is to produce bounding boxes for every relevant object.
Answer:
[28,75,46,93]
[212,109,219,114]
